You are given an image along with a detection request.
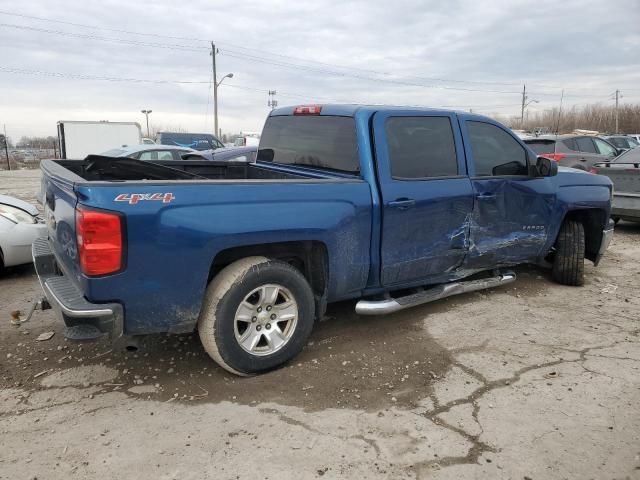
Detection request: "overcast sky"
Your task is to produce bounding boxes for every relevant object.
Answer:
[1,0,639,140]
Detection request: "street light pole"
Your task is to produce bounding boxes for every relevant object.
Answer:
[141,109,152,137]
[210,41,234,139]
[2,124,9,170]
[211,42,219,138]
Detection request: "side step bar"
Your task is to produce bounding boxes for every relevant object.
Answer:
[355,271,516,316]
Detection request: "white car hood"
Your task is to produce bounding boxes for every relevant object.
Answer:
[0,194,39,216]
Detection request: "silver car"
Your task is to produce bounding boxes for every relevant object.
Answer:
[101,145,196,161]
[524,135,619,170]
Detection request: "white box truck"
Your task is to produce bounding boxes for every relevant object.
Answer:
[57,121,142,159]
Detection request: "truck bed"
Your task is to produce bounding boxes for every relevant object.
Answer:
[52,156,308,182]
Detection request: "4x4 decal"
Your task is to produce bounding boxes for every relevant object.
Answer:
[114,193,175,205]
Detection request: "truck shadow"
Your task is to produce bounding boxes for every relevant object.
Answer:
[107,265,554,412]
[7,263,555,413]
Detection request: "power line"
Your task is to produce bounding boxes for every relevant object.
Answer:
[0,23,207,51]
[0,11,523,86]
[0,10,624,93]
[0,21,531,94]
[0,66,210,84]
[0,65,541,110]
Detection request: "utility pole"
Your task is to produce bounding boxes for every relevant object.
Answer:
[615,89,620,134]
[555,89,564,136]
[268,90,278,110]
[141,109,152,137]
[520,84,526,127]
[2,124,9,171]
[211,42,219,137]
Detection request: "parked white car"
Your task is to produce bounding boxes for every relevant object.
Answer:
[0,195,47,273]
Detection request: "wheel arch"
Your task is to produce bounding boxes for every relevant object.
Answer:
[208,241,329,319]
[561,208,608,262]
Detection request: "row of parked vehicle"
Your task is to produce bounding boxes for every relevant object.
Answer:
[516,131,639,225]
[523,133,638,171]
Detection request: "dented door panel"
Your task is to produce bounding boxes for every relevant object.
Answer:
[465,177,556,268]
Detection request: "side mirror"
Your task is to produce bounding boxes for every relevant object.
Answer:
[536,156,558,177]
[257,148,274,162]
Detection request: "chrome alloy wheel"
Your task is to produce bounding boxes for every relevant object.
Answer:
[233,284,299,356]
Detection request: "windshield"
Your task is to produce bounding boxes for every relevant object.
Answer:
[257,115,360,174]
[159,133,223,151]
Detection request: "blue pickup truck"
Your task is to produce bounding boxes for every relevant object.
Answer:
[35,105,614,375]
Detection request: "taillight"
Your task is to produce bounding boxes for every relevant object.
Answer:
[293,105,322,115]
[542,153,566,162]
[76,207,123,276]
[589,167,598,174]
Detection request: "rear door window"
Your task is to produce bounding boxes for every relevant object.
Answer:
[258,115,360,174]
[156,150,174,160]
[467,121,528,176]
[562,138,578,151]
[576,137,597,153]
[385,116,458,178]
[138,151,158,161]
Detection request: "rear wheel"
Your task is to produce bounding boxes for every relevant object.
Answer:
[198,256,315,376]
[552,220,585,286]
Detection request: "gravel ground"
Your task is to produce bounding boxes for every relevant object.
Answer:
[1,168,639,479]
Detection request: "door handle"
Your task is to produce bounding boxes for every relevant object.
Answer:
[388,198,415,210]
[477,193,496,200]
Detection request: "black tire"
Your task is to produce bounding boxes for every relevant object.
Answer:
[198,256,315,376]
[552,220,585,286]
[612,216,621,225]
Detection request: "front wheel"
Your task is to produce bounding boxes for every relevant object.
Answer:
[198,256,315,376]
[551,220,585,286]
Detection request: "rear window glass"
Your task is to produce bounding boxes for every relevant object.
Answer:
[525,141,555,154]
[257,116,360,174]
[629,137,639,147]
[385,116,458,178]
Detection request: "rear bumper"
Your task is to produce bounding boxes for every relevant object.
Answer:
[611,193,640,220]
[32,237,124,342]
[593,219,615,267]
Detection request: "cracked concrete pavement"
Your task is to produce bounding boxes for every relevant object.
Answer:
[1,169,639,479]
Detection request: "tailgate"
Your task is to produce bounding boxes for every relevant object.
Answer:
[40,159,82,281]
[593,164,640,194]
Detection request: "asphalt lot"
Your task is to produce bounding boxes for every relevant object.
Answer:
[1,168,639,479]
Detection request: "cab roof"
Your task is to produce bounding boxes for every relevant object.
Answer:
[269,104,490,120]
